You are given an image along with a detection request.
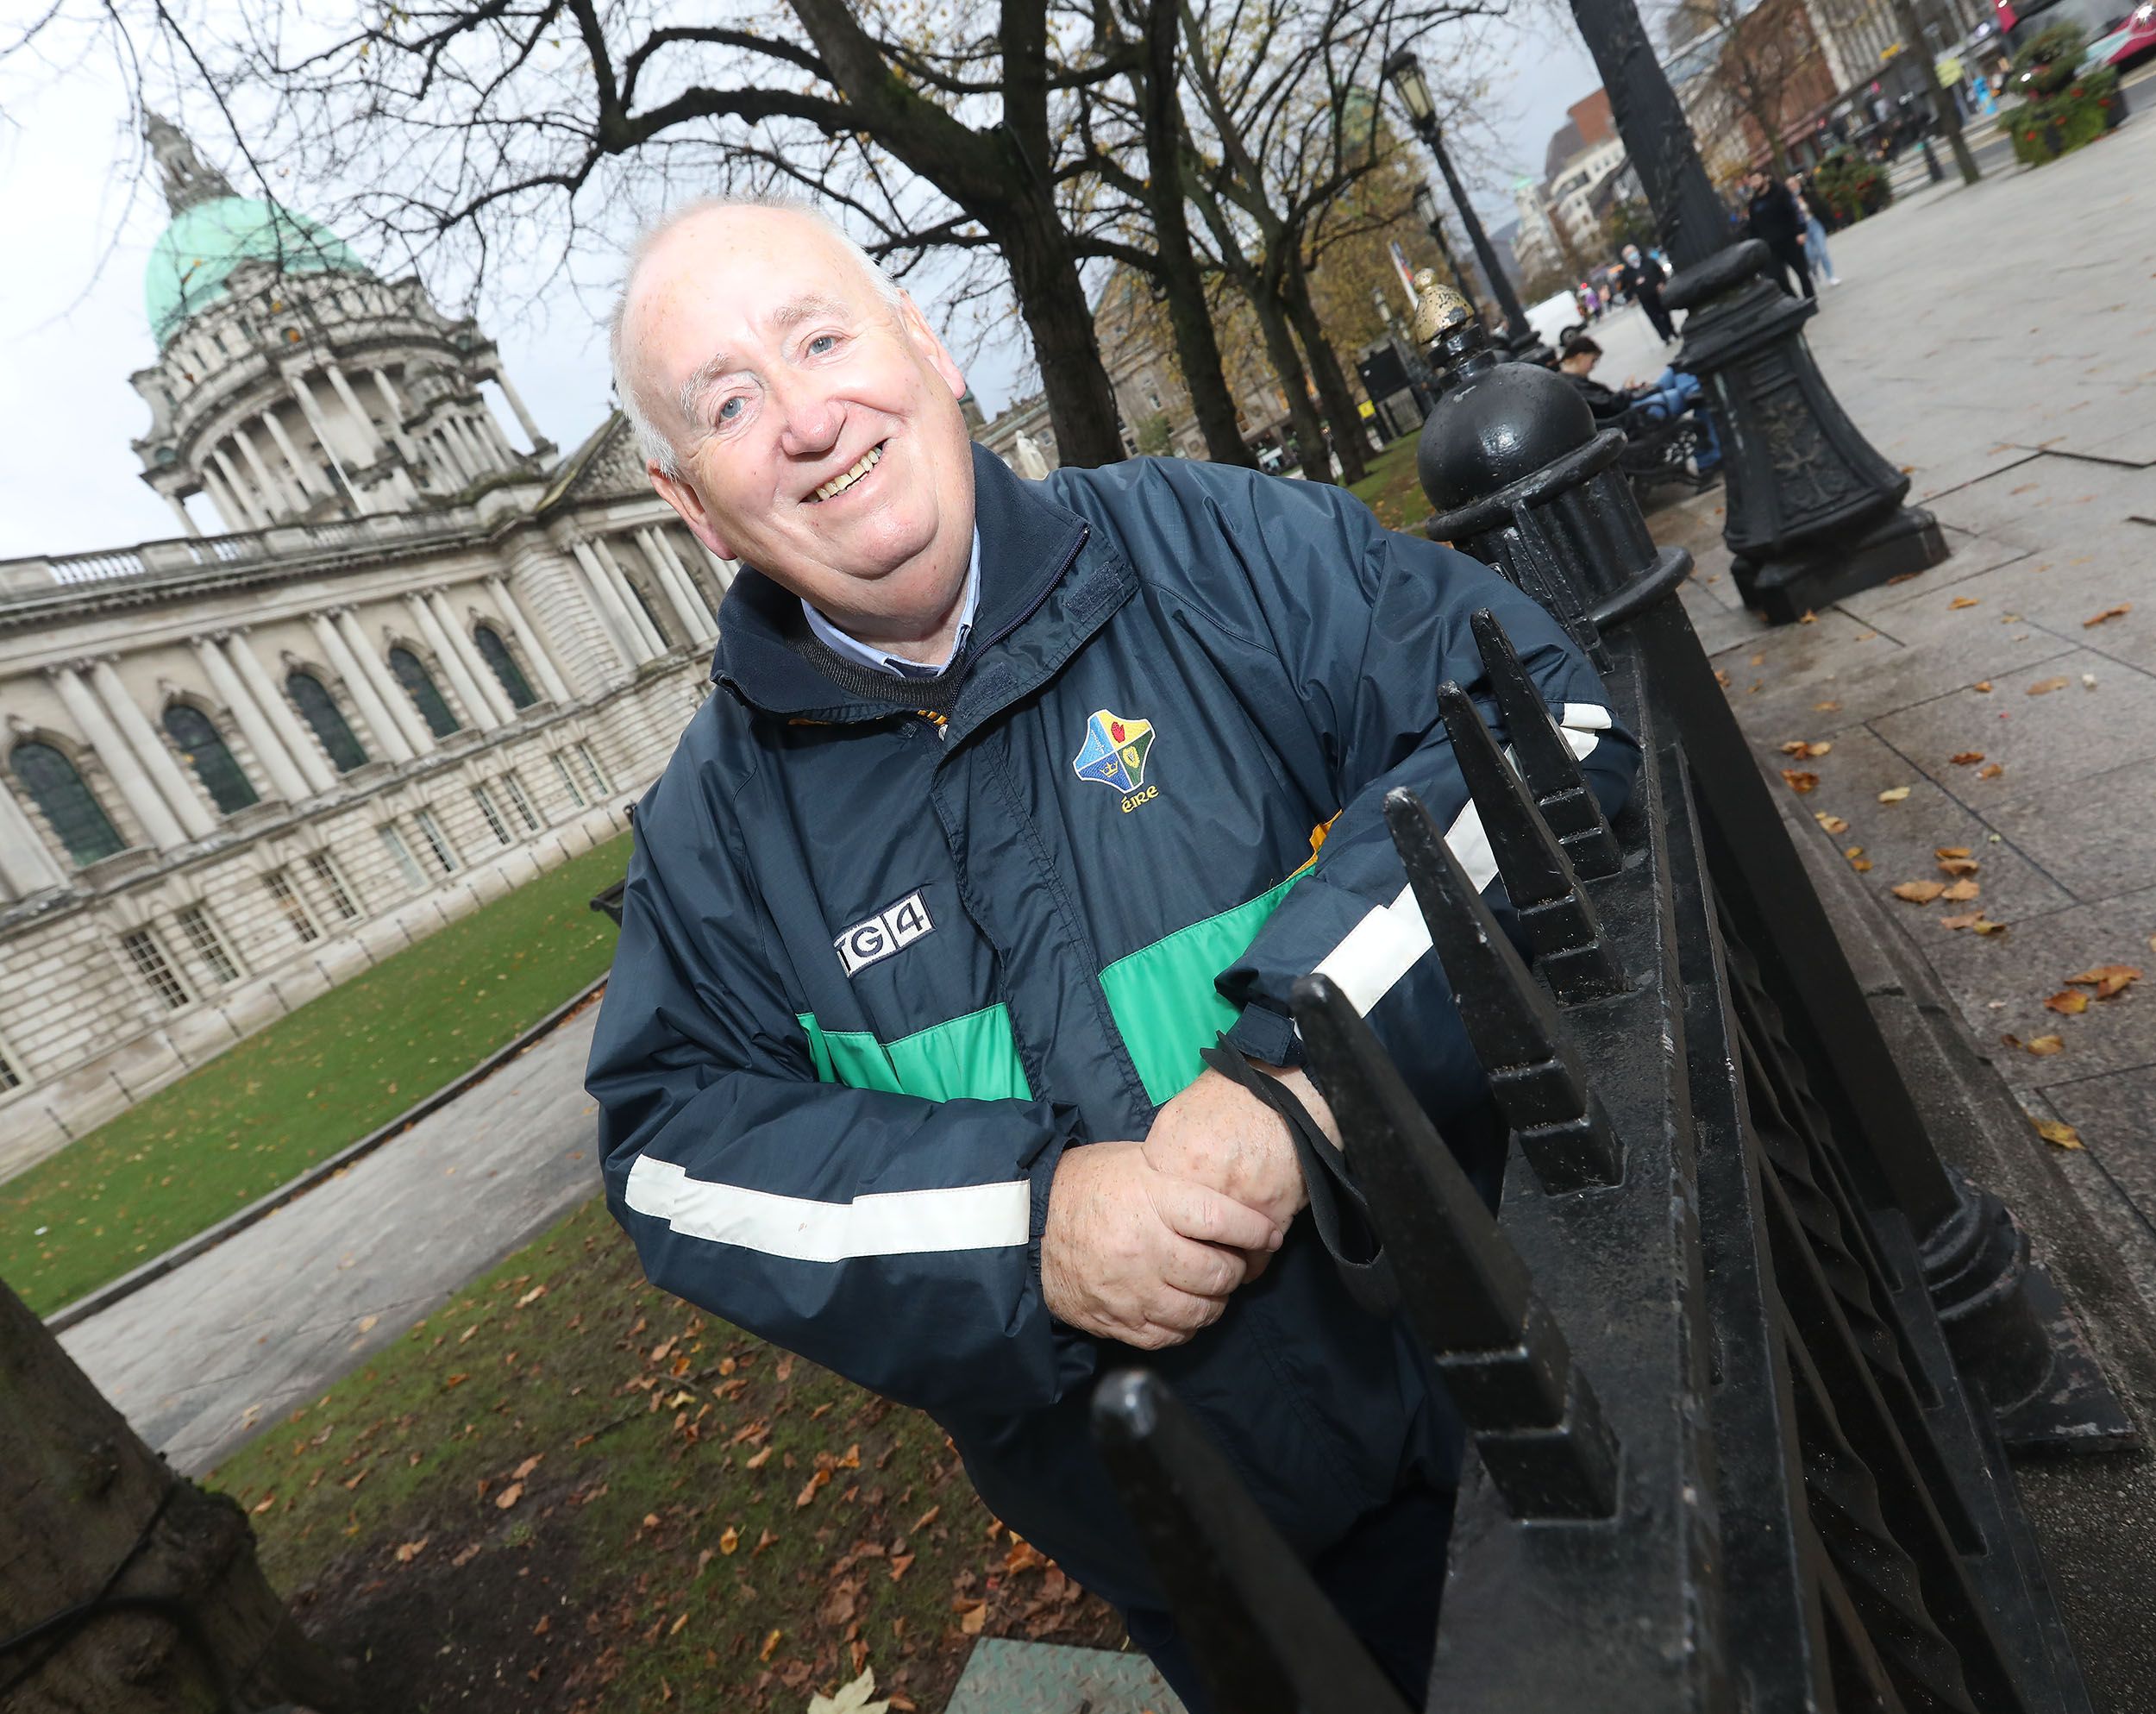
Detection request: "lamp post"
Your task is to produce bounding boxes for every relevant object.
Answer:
[1557,0,1950,620]
[1383,50,1539,356]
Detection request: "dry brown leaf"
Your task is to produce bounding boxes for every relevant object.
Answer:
[1814,700,1842,712]
[720,1525,740,1555]
[2027,676,2070,696]
[2026,1035,2065,1056]
[1851,856,1873,871]
[1940,880,1980,902]
[668,1612,689,1637]
[755,1527,778,1555]
[1750,652,1765,665]
[2083,603,2131,627]
[1937,858,1980,877]
[1814,812,1850,834]
[495,1482,523,1510]
[2045,990,2090,1015]
[1892,881,1946,904]
[250,1493,277,1515]
[515,1284,547,1308]
[1780,769,1819,794]
[760,1629,783,1663]
[2034,1117,2084,1149]
[1714,669,1731,687]
[443,1373,467,1388]
[1973,920,2009,936]
[1973,681,1992,693]
[2065,964,2142,995]
[394,1538,429,1564]
[956,1601,988,1636]
[1977,763,2004,780]
[837,1442,862,1470]
[1950,596,1980,609]
[1799,610,1818,624]
[511,1453,542,1481]
[1844,844,1864,859]
[1878,786,1911,803]
[911,1504,941,1533]
[1935,845,1971,858]
[452,1543,482,1568]
[745,1445,774,1470]
[890,1554,917,1582]
[1781,739,1832,758]
[1940,913,1984,930]
[1949,751,1985,766]
[797,1468,832,1509]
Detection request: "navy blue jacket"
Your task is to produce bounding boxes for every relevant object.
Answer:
[586,446,1637,1610]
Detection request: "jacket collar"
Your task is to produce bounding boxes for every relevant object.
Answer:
[710,443,1130,734]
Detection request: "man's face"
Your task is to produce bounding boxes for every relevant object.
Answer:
[625,207,975,642]
[1561,348,1598,376]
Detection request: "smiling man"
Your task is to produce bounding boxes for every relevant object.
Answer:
[586,198,1637,1707]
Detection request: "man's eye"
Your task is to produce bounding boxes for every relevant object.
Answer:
[806,333,839,356]
[717,397,744,422]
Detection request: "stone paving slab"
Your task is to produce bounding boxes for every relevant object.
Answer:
[943,1638,1187,1714]
[58,1004,605,1474]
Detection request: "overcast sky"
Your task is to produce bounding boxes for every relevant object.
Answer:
[0,14,1601,563]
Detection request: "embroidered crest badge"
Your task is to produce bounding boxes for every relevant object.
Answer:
[1071,709,1156,795]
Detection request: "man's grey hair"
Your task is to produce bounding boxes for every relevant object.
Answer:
[608,195,904,479]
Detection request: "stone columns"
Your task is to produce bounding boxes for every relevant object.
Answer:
[323,362,385,459]
[482,575,573,704]
[260,411,329,502]
[310,612,416,763]
[569,540,651,669]
[228,630,338,794]
[288,371,372,515]
[192,635,311,801]
[0,778,68,898]
[428,588,518,725]
[85,660,216,839]
[231,426,298,519]
[198,464,245,534]
[638,529,715,644]
[594,537,670,656]
[49,665,187,849]
[335,610,434,756]
[404,592,498,729]
[210,447,269,531]
[371,366,406,418]
[162,493,202,539]
[369,367,423,462]
[491,369,545,445]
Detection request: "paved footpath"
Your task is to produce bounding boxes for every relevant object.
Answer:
[60,1002,605,1475]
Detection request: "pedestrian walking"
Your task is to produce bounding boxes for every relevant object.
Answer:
[1619,242,1677,342]
[589,196,1639,1714]
[1787,175,1841,286]
[1745,169,1814,302]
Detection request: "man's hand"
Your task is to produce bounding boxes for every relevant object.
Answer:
[1140,1064,1337,1231]
[1041,1141,1282,1349]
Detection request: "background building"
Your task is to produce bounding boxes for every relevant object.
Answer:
[0,118,725,1172]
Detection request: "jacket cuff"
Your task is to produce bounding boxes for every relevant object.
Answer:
[1225,1000,1303,1069]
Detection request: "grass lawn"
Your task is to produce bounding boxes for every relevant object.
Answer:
[1,832,632,1316]
[1348,433,1432,533]
[206,1196,1123,1712]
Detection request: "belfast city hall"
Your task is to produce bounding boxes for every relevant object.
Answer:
[0,117,725,1171]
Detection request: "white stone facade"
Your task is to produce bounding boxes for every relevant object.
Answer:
[0,123,726,1177]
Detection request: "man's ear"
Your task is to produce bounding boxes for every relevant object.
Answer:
[650,464,735,562]
[896,289,968,401]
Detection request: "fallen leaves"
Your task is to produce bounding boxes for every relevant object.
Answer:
[808,1667,893,1714]
[494,1482,523,1510]
[1892,881,1946,904]
[1814,700,1842,712]
[2065,964,2141,999]
[1950,596,1981,610]
[250,1493,278,1515]
[796,1467,832,1509]
[1781,739,1833,758]
[1814,811,1850,835]
[720,1525,740,1555]
[1878,786,1911,803]
[511,1453,542,1481]
[954,1599,988,1636]
[515,1284,547,1309]
[2083,603,2131,627]
[2045,990,2090,1016]
[1941,880,1980,902]
[2032,1117,2084,1150]
[1780,769,1819,794]
[1949,751,1986,766]
[1973,681,1992,694]
[394,1537,429,1564]
[759,1628,783,1663]
[2027,676,2070,696]
[2026,1035,2065,1056]
[1977,763,2004,780]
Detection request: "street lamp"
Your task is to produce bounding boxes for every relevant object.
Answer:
[1558,0,1949,619]
[1411,182,1467,298]
[1383,49,1539,356]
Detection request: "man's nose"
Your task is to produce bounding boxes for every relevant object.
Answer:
[773,378,843,459]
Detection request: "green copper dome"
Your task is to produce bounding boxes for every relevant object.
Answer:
[145,196,369,348]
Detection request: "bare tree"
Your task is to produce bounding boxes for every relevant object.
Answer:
[0,1278,355,1711]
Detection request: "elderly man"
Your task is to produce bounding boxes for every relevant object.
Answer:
[586,198,1636,1707]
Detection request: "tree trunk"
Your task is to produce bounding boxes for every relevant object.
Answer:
[0,1278,354,1713]
[997,198,1130,468]
[1143,1,1254,466]
[1279,248,1369,485]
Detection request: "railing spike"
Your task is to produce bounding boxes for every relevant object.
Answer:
[1090,1371,1415,1714]
[1384,787,1623,1192]
[1292,973,1620,1519]
[1470,606,1623,879]
[1438,680,1627,1004]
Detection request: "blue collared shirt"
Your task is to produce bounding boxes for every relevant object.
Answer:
[802,531,981,680]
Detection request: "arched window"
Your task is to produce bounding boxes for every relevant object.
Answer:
[161,705,258,814]
[473,624,537,709]
[285,671,368,772]
[388,647,461,738]
[11,742,125,866]
[629,581,674,650]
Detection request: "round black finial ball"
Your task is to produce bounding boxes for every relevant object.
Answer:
[1415,355,1595,513]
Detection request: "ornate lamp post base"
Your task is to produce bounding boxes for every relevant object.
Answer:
[1667,241,1948,623]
